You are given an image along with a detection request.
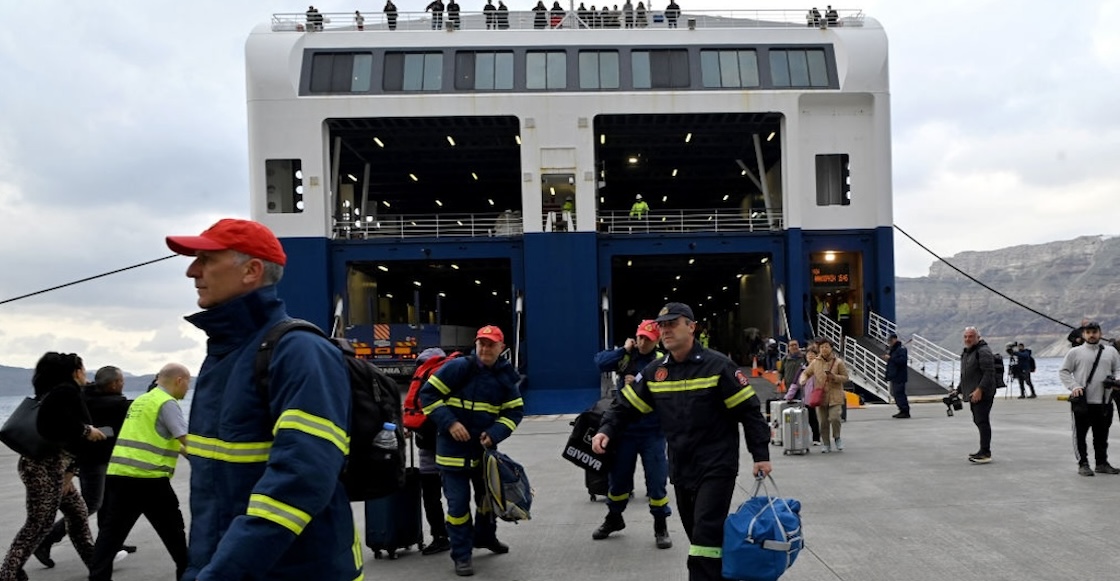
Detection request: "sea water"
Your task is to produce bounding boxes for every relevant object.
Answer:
[0,391,193,426]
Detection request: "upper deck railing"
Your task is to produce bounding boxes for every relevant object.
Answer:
[274,9,865,34]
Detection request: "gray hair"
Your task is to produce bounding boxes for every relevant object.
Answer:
[93,366,122,389]
[232,251,284,286]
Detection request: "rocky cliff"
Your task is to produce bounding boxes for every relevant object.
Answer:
[896,235,1120,357]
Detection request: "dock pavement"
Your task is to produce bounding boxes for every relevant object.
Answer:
[2,393,1119,580]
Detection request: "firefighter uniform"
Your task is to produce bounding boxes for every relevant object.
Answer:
[418,353,524,567]
[600,341,770,581]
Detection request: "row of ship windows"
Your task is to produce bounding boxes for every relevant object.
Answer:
[307,47,831,93]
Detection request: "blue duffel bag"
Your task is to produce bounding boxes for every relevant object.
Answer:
[722,474,803,581]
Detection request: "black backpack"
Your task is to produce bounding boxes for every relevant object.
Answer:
[991,353,1007,389]
[254,319,405,501]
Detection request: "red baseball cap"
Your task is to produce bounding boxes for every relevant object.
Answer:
[476,325,504,343]
[166,219,287,266]
[636,320,660,342]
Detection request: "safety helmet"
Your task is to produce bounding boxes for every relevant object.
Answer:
[635,194,643,200]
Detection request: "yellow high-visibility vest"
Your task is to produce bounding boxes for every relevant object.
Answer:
[108,388,181,479]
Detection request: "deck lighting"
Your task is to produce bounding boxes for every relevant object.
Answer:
[722,194,729,201]
[435,200,443,207]
[707,295,712,300]
[627,260,632,267]
[684,132,692,143]
[662,195,668,202]
[737,274,744,279]
[488,198,495,206]
[347,174,357,182]
[475,280,482,285]
[413,281,422,287]
[385,293,394,298]
[409,173,418,182]
[472,172,479,180]
[689,258,695,265]
[767,131,776,142]
[447,136,456,146]
[600,134,606,145]
[451,264,459,269]
[600,197,605,203]
[672,287,677,292]
[342,200,351,208]
[675,275,681,280]
[515,135,521,145]
[295,200,304,210]
[722,286,729,291]
[378,265,389,272]
[761,257,769,264]
[550,187,556,196]
[628,156,639,164]
[825,252,836,262]
[672,169,678,177]
[439,292,447,297]
[366,216,374,222]
[373,137,385,148]
[456,220,463,226]
[382,200,391,208]
[741,169,747,176]
[492,291,498,296]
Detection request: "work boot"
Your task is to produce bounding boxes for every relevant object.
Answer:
[1027,392,1037,399]
[454,559,474,576]
[475,539,509,554]
[653,515,672,549]
[592,512,626,540]
[421,536,451,555]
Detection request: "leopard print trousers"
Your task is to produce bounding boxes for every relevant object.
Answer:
[0,453,93,581]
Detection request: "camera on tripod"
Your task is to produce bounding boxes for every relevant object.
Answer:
[942,391,963,416]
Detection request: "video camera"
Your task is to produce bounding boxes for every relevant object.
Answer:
[1005,342,1018,356]
[942,391,963,417]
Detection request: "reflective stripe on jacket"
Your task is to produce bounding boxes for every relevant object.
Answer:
[107,388,180,479]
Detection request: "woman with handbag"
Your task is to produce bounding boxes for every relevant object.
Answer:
[789,345,823,446]
[802,338,849,453]
[0,352,106,581]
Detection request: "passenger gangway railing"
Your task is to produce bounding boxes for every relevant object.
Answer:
[272,9,866,33]
[842,336,891,403]
[866,310,896,347]
[816,313,843,348]
[907,334,958,390]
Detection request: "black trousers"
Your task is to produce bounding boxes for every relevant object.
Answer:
[970,397,994,455]
[1072,403,1113,467]
[675,476,736,581]
[88,476,188,581]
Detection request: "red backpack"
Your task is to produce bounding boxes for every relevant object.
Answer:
[402,352,463,430]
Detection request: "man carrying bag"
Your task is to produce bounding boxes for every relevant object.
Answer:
[1059,321,1120,476]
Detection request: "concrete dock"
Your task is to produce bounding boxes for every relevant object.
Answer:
[3,396,1119,580]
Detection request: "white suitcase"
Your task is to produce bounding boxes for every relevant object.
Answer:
[769,400,791,446]
[782,404,811,455]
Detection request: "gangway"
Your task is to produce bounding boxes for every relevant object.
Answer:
[906,334,959,390]
[816,314,891,403]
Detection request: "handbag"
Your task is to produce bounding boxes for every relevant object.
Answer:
[0,396,61,460]
[806,385,825,408]
[723,474,803,581]
[1070,345,1105,415]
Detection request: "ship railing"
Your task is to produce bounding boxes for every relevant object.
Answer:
[598,209,781,234]
[816,313,843,348]
[842,336,891,403]
[907,334,959,390]
[272,9,865,33]
[866,310,896,347]
[334,212,524,239]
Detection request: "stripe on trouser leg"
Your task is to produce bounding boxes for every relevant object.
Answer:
[446,512,471,526]
[688,545,722,558]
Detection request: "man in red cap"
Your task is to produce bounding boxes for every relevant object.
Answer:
[417,325,524,577]
[165,219,360,581]
[591,320,672,549]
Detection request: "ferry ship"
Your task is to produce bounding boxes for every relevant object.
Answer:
[245,6,897,413]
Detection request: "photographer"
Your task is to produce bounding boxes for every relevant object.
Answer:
[1059,322,1120,476]
[1010,342,1036,399]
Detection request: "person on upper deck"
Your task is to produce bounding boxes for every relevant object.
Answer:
[497,0,510,29]
[428,0,446,29]
[623,0,634,27]
[629,194,649,219]
[484,0,497,29]
[665,1,681,28]
[533,1,548,29]
[448,0,462,29]
[635,2,648,27]
[384,0,399,30]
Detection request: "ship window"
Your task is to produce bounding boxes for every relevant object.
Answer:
[455,51,514,90]
[310,52,374,93]
[527,51,567,89]
[265,159,304,214]
[631,50,689,89]
[815,154,851,206]
[384,52,443,91]
[578,51,620,89]
[700,50,759,88]
[770,49,829,88]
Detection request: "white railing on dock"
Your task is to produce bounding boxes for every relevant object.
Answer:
[817,313,842,348]
[272,9,866,34]
[843,336,891,402]
[907,334,958,390]
[866,310,896,347]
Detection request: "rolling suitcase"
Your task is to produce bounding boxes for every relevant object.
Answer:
[365,440,424,559]
[768,400,790,446]
[782,404,811,455]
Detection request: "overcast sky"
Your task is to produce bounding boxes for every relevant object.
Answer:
[0,0,1115,374]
